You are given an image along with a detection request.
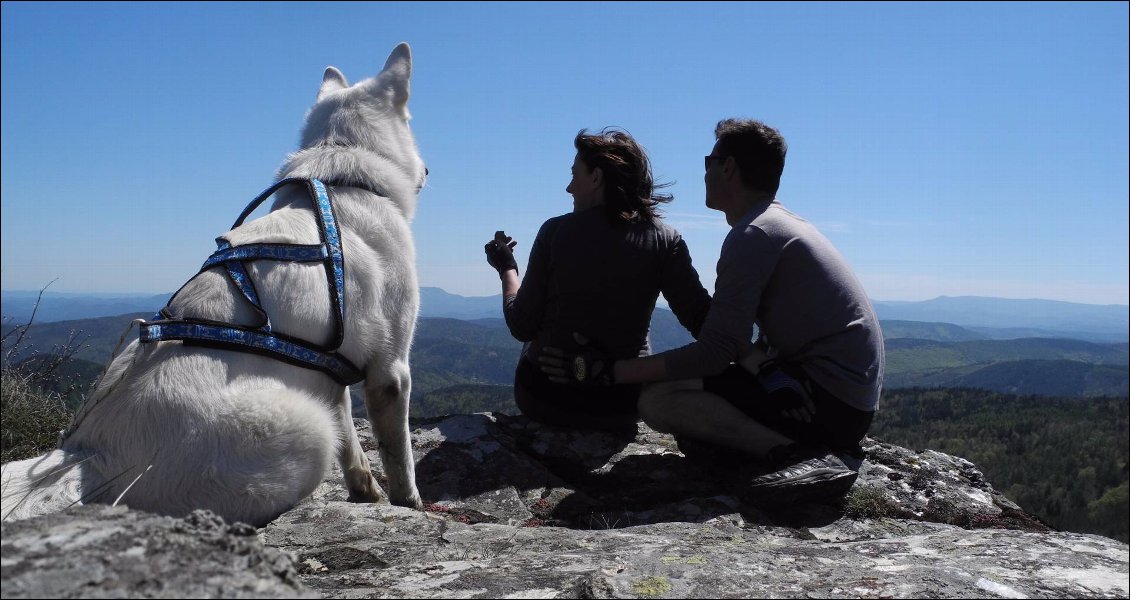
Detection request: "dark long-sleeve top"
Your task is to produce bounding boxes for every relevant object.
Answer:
[659,200,884,412]
[504,207,712,361]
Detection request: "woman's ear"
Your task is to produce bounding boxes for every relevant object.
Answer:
[591,166,604,187]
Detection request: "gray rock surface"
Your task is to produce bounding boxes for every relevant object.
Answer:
[1,505,314,598]
[4,413,1128,598]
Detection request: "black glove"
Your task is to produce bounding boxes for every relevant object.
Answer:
[484,237,518,277]
[538,332,616,386]
[756,360,815,421]
[570,350,616,386]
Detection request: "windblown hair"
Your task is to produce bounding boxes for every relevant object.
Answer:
[574,128,672,224]
[714,119,788,195]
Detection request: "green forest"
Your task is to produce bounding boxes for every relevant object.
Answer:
[870,388,1128,542]
[411,383,515,419]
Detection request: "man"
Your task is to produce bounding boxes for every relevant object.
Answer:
[541,118,884,504]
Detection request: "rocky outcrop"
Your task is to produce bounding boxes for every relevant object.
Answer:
[1,505,313,598]
[3,413,1128,598]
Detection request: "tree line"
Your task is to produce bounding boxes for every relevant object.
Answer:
[870,387,1129,542]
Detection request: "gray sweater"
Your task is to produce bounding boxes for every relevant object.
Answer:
[661,201,884,412]
[504,208,711,361]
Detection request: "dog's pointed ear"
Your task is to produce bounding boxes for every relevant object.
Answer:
[317,67,349,102]
[374,42,412,111]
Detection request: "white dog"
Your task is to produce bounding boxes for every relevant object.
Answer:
[1,43,426,527]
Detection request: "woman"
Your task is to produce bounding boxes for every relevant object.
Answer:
[484,128,711,430]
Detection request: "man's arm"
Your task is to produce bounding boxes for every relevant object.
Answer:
[541,223,776,386]
[613,353,669,383]
[538,346,669,384]
[658,225,774,381]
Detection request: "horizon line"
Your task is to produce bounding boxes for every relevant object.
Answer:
[2,286,1127,309]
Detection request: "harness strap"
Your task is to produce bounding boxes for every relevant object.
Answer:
[309,179,347,346]
[205,241,331,332]
[203,242,330,270]
[139,320,364,385]
[222,177,347,348]
[141,177,361,385]
[220,251,268,330]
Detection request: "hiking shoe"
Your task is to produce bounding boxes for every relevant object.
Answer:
[740,443,859,506]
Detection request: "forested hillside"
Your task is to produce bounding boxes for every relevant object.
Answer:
[871,388,1128,542]
[879,320,987,342]
[411,383,515,419]
[6,310,1129,399]
[882,337,1128,396]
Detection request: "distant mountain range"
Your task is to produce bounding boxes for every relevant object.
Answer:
[3,287,1127,343]
[448,292,1130,343]
[871,296,1128,343]
[4,307,1127,400]
[418,287,501,321]
[4,286,1128,400]
[0,287,503,325]
[413,290,1130,342]
[882,336,1128,397]
[1,291,169,325]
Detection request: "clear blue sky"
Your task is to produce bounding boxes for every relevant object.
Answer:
[2,2,1127,305]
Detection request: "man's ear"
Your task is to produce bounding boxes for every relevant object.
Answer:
[723,156,738,179]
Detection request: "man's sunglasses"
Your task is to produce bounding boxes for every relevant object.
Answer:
[704,155,727,171]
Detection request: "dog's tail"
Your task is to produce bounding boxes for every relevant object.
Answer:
[1,449,93,522]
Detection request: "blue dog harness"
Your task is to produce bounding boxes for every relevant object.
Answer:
[139,178,365,385]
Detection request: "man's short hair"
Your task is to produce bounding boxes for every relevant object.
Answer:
[714,119,788,195]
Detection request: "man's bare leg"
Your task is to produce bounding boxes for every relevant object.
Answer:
[637,379,793,459]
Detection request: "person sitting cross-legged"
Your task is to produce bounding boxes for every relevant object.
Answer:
[484,128,712,432]
[539,118,884,505]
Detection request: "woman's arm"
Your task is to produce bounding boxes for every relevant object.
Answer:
[660,236,712,339]
[497,220,556,341]
[501,268,520,297]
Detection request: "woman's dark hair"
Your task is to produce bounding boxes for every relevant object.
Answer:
[574,128,672,224]
[714,118,787,195]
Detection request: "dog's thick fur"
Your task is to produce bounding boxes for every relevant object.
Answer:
[1,43,426,527]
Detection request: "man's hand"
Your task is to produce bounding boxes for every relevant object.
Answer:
[756,361,816,423]
[538,333,615,386]
[484,230,518,277]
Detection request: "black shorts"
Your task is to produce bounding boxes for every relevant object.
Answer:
[514,357,640,431]
[703,363,874,456]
